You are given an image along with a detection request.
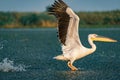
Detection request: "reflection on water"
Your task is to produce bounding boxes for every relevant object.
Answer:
[52,69,119,80]
[56,70,96,80]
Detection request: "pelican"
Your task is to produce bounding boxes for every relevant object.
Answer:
[48,0,117,71]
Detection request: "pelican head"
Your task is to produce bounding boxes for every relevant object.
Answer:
[89,34,117,42]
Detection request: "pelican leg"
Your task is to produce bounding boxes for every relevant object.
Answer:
[67,61,78,71]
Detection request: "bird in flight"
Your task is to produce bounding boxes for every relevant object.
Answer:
[47,0,117,71]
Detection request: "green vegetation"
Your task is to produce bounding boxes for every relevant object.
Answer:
[0,10,120,28]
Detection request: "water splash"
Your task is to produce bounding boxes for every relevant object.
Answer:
[0,44,3,50]
[0,58,27,72]
[0,40,8,50]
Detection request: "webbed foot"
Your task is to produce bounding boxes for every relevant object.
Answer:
[67,61,78,71]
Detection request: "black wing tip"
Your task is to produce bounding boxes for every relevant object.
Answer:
[47,0,70,46]
[47,0,68,14]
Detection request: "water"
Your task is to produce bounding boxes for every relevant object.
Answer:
[0,28,120,80]
[0,58,26,72]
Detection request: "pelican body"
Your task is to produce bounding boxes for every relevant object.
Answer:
[48,0,117,71]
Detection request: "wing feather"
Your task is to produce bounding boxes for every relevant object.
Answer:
[48,0,70,45]
[48,0,81,46]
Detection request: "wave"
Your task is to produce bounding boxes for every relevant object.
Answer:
[0,58,27,72]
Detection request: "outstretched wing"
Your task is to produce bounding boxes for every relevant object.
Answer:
[48,0,82,47]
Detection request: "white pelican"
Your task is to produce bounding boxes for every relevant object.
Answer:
[48,0,117,71]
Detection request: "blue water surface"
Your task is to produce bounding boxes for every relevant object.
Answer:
[0,28,120,80]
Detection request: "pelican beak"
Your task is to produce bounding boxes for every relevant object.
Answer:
[92,35,117,42]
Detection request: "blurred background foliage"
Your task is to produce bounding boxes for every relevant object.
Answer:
[0,10,120,28]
